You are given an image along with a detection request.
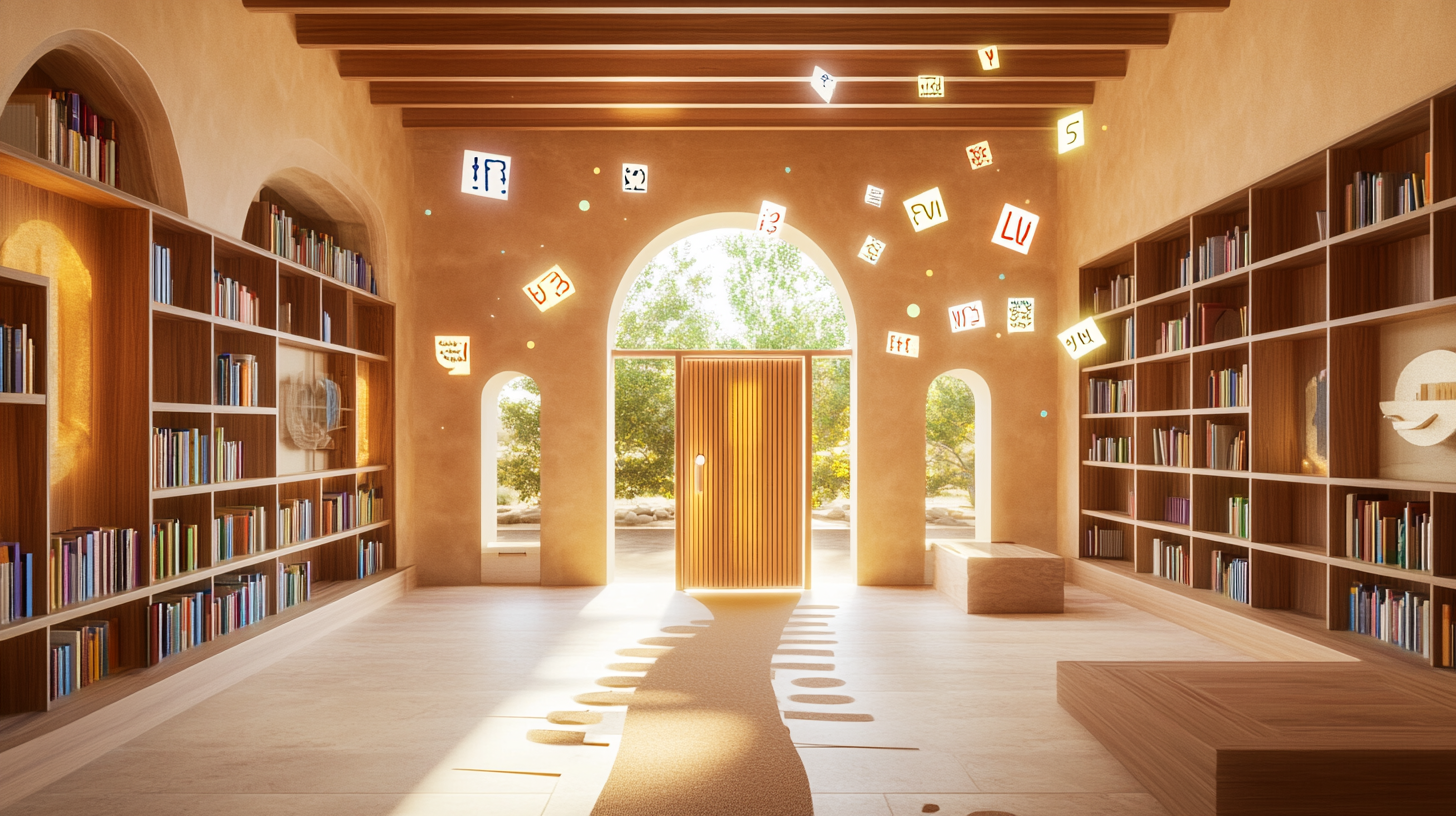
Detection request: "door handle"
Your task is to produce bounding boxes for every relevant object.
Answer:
[694,453,705,492]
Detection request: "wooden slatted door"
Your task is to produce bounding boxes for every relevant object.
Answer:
[677,357,805,590]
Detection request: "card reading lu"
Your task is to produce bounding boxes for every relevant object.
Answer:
[810,67,837,103]
[948,300,986,333]
[886,331,920,358]
[1007,298,1035,333]
[858,236,886,265]
[904,187,949,232]
[756,200,787,238]
[992,203,1040,255]
[622,163,648,193]
[434,336,470,376]
[1058,317,1106,359]
[966,140,994,170]
[462,150,511,200]
[523,264,576,312]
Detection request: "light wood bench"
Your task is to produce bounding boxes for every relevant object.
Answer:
[481,542,540,584]
[930,540,1064,614]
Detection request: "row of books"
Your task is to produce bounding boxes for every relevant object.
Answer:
[152,243,173,305]
[1344,494,1432,572]
[247,201,378,295]
[1163,497,1191,526]
[1419,381,1456,400]
[1227,496,1250,538]
[1349,582,1431,657]
[280,498,315,546]
[153,426,244,487]
[1343,159,1430,233]
[279,562,312,610]
[1081,525,1125,559]
[1151,425,1191,467]
[49,620,110,701]
[1118,315,1134,361]
[150,518,199,581]
[1208,364,1249,408]
[322,310,334,344]
[216,353,261,407]
[214,573,268,636]
[1193,226,1251,282]
[322,486,387,536]
[1,542,35,623]
[1198,302,1246,345]
[0,321,35,394]
[1087,434,1132,463]
[1155,314,1191,354]
[149,588,209,663]
[1211,550,1248,603]
[357,539,386,579]
[358,485,385,526]
[1087,378,1134,414]
[1205,422,1247,471]
[215,505,267,563]
[1151,537,1189,585]
[1090,274,1135,314]
[1,88,118,188]
[213,270,262,326]
[49,527,142,609]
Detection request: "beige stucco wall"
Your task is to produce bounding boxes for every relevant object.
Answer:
[1055,0,1456,559]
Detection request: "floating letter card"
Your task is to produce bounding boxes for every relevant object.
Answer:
[918,76,945,98]
[810,67,837,103]
[622,163,648,193]
[904,187,949,232]
[979,46,1000,71]
[992,204,1040,255]
[462,150,511,200]
[966,141,994,170]
[865,185,885,207]
[949,300,986,333]
[1007,298,1035,332]
[523,264,576,312]
[434,336,471,376]
[1057,317,1106,359]
[886,331,920,358]
[858,236,886,265]
[757,200,787,237]
[1058,110,1086,154]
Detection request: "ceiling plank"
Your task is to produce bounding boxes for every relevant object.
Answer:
[369,79,1095,106]
[295,12,1170,49]
[338,49,1127,79]
[401,106,1059,127]
[248,0,1227,11]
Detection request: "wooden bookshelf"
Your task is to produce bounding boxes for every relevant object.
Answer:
[1076,88,1456,673]
[0,129,397,740]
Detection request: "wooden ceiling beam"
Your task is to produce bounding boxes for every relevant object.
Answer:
[400,106,1059,127]
[338,49,1127,79]
[295,12,1169,49]
[248,0,1227,11]
[369,79,1095,106]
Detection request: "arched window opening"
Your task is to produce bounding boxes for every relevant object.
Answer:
[926,371,993,542]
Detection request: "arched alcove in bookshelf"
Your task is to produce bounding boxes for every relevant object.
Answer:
[0,30,187,214]
[244,167,384,300]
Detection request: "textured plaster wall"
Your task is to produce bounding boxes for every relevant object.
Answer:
[1054,0,1456,559]
[407,129,1061,586]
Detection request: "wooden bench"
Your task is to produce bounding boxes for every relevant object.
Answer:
[930,540,1064,614]
[481,542,540,584]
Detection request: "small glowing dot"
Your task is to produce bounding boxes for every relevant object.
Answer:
[527,341,535,349]
[490,314,495,318]
[907,304,920,318]
[1101,125,1107,131]
[1040,410,1048,417]
[424,209,432,216]
[785,166,792,173]
[1024,199,1030,204]
[996,332,1002,338]
[999,273,1005,280]
[579,200,590,211]
[501,250,505,254]
[593,167,600,174]
[925,269,934,277]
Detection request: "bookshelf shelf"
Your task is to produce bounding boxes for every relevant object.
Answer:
[1077,87,1456,675]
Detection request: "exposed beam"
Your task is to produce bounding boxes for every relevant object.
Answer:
[295,12,1170,49]
[248,0,1227,11]
[339,49,1127,79]
[369,79,1094,106]
[400,106,1060,127]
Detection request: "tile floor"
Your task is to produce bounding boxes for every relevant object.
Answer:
[2,550,1252,816]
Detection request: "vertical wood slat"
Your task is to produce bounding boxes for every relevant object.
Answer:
[679,357,802,589]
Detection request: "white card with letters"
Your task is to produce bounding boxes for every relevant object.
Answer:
[865,185,884,207]
[903,187,949,232]
[434,336,470,376]
[886,331,920,358]
[857,236,886,265]
[1058,316,1106,359]
[523,264,576,312]
[978,46,1000,71]
[992,203,1040,255]
[1007,297,1035,333]
[810,66,837,103]
[1058,110,1086,154]
[965,140,994,170]
[756,200,787,237]
[462,150,511,200]
[917,75,945,98]
[948,300,986,333]
[622,163,648,193]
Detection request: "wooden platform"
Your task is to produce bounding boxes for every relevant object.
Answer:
[1058,660,1456,816]
[931,540,1064,614]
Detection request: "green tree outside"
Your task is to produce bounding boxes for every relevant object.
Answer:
[497,376,541,501]
[925,375,976,501]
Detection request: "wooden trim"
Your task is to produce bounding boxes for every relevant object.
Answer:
[248,1,1229,13]
[402,106,1062,128]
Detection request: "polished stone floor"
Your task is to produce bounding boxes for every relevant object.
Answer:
[2,552,1251,816]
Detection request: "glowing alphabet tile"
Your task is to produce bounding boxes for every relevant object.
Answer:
[434,336,470,376]
[810,66,837,103]
[1058,316,1106,359]
[992,203,1040,255]
[1058,110,1086,154]
[756,200,787,238]
[903,187,949,232]
[948,300,986,333]
[965,140,994,170]
[622,163,648,193]
[886,331,920,358]
[523,264,576,312]
[461,150,511,200]
[978,46,1000,71]
[1007,297,1035,333]
[865,185,885,207]
[917,75,945,98]
[857,235,886,265]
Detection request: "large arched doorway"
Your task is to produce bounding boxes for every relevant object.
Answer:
[925,370,993,542]
[606,214,856,586]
